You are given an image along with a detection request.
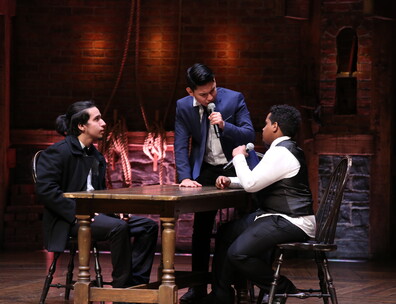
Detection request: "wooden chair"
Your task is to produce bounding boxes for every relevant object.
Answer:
[32,150,106,304]
[255,156,352,304]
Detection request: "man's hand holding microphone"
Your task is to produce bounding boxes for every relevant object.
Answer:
[216,143,254,189]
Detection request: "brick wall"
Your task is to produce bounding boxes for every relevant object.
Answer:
[12,0,308,133]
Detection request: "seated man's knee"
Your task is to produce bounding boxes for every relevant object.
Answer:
[148,218,159,234]
[227,245,247,267]
[113,219,129,235]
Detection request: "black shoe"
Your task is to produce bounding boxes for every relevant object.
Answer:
[180,286,208,304]
[194,293,216,304]
[195,292,232,304]
[281,278,298,294]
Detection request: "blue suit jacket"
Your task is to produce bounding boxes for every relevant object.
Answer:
[174,87,255,182]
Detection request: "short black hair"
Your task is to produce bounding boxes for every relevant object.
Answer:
[186,63,215,91]
[55,100,96,136]
[269,104,302,138]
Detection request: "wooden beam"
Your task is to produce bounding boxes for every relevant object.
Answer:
[10,130,176,146]
[312,134,374,155]
[0,0,16,249]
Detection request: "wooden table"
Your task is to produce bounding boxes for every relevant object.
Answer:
[64,184,249,304]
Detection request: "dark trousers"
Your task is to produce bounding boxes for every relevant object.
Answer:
[211,212,309,303]
[71,214,158,288]
[128,215,159,285]
[192,162,235,273]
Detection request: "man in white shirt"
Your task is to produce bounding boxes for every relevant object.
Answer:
[198,104,316,304]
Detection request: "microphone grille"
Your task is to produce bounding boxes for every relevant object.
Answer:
[246,143,254,151]
[207,103,216,112]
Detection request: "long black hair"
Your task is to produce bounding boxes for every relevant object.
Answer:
[55,100,96,136]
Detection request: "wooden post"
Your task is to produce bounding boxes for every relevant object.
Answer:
[159,217,177,304]
[74,215,92,304]
[0,0,16,248]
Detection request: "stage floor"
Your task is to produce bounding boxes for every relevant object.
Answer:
[0,250,395,304]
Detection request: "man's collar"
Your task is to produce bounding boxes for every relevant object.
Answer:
[79,140,86,149]
[271,136,291,148]
[193,97,200,107]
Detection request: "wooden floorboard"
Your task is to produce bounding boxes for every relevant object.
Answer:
[0,250,395,304]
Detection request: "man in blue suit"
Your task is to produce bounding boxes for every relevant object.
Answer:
[174,63,255,303]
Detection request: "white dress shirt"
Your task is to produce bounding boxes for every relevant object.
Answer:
[79,141,95,191]
[193,98,227,166]
[229,136,316,238]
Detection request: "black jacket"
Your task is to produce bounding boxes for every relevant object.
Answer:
[36,135,106,252]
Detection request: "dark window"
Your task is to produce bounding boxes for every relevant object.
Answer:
[337,28,358,75]
[335,77,357,115]
[336,28,358,114]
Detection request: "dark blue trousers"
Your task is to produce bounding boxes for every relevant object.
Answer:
[192,162,236,273]
[127,215,159,285]
[211,212,308,303]
[71,214,158,288]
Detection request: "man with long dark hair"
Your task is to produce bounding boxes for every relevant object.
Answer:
[36,101,158,292]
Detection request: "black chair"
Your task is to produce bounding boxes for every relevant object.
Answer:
[255,156,352,304]
[32,150,106,304]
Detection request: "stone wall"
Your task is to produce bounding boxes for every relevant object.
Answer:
[319,155,370,259]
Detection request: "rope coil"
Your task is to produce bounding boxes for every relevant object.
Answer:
[102,0,183,185]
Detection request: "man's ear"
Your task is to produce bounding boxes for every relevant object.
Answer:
[78,123,86,133]
[272,122,279,133]
[186,87,194,96]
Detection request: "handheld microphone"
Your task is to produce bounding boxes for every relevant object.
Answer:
[223,143,255,171]
[207,103,220,138]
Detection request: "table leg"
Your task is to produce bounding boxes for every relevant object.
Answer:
[74,215,92,304]
[159,217,177,304]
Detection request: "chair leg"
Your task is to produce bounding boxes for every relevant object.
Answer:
[39,252,61,304]
[266,251,284,304]
[65,244,77,300]
[315,251,329,304]
[322,255,338,304]
[93,242,103,287]
[92,243,106,304]
[315,251,338,304]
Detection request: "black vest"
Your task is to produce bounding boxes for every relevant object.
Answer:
[256,140,314,217]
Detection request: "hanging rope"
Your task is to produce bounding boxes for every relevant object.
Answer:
[99,0,135,187]
[136,0,183,184]
[132,0,163,174]
[133,0,162,182]
[163,0,183,124]
[103,0,135,118]
[101,0,183,185]
[98,116,132,188]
